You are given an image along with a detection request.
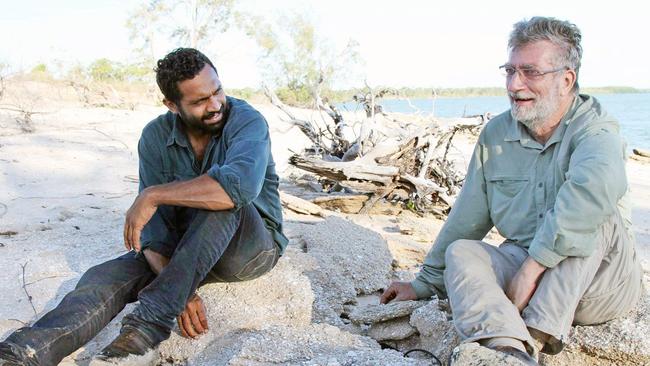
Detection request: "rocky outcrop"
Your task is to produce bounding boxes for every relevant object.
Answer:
[297,216,394,325]
[348,300,428,324]
[449,342,529,365]
[58,215,649,366]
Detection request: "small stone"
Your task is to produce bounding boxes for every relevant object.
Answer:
[349,300,428,324]
[450,342,526,365]
[367,316,417,341]
[409,300,460,362]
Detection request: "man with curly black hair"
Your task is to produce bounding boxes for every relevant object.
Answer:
[0,48,288,365]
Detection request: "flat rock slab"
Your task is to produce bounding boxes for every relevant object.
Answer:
[298,216,393,324]
[450,342,529,365]
[368,316,417,341]
[169,324,429,366]
[350,300,429,324]
[409,300,460,362]
[157,257,315,363]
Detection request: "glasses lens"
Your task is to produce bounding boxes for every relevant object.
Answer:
[521,68,542,78]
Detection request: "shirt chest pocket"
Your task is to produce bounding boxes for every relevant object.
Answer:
[488,175,530,198]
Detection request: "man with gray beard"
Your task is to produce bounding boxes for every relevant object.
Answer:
[381,17,643,365]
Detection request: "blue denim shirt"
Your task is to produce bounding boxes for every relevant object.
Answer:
[138,96,288,257]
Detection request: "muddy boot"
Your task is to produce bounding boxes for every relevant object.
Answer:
[492,346,539,366]
[89,326,159,366]
[0,342,39,366]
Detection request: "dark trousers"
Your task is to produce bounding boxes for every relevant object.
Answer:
[0,205,279,366]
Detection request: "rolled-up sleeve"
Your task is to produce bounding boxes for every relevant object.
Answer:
[207,113,270,210]
[528,125,627,268]
[412,137,493,298]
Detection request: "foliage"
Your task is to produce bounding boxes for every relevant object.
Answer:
[86,59,152,83]
[239,12,362,107]
[581,86,646,94]
[126,0,235,59]
[30,63,48,74]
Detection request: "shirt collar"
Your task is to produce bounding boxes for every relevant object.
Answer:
[166,113,190,148]
[503,95,581,149]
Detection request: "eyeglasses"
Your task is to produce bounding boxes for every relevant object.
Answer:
[499,64,569,80]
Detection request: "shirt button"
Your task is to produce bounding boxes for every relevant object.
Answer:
[538,182,543,188]
[538,213,543,218]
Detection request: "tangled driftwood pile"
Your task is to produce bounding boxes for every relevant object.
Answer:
[265,85,487,217]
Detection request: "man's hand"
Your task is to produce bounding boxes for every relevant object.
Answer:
[124,188,158,252]
[177,293,209,338]
[380,281,418,304]
[506,256,547,312]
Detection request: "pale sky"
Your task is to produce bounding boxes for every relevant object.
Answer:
[1,0,648,89]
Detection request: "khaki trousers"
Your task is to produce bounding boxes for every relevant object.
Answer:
[444,214,644,355]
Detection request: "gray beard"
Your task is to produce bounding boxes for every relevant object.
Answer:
[510,90,559,134]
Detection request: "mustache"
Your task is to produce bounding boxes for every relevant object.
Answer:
[509,92,535,100]
[203,106,225,120]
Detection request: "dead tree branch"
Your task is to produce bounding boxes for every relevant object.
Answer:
[21,262,37,317]
[266,83,486,216]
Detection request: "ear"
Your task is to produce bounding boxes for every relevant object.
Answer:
[561,69,577,96]
[163,98,179,114]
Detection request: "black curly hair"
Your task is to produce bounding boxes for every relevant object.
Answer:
[155,48,218,104]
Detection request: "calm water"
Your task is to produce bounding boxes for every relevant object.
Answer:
[338,93,649,151]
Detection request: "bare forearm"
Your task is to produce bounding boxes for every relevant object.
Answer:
[519,256,547,281]
[145,174,234,211]
[506,256,547,311]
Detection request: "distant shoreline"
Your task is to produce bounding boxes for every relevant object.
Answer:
[229,86,649,104]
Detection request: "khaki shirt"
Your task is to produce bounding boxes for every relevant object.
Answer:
[412,94,632,298]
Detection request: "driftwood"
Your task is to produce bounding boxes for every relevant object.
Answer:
[266,86,486,216]
[68,81,135,110]
[311,195,402,215]
[633,148,650,158]
[289,155,398,186]
[279,192,326,217]
[0,104,51,133]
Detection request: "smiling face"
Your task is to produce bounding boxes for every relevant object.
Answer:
[506,40,575,133]
[164,64,228,135]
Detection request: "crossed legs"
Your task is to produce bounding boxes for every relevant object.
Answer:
[444,214,643,358]
[0,205,278,365]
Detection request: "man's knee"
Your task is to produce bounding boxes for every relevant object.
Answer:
[204,244,278,283]
[574,262,644,325]
[445,239,480,265]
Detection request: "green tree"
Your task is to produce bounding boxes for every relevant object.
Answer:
[88,58,124,81]
[125,0,168,62]
[239,12,362,106]
[31,63,48,74]
[126,0,235,54]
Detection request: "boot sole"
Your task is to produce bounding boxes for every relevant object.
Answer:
[89,350,159,366]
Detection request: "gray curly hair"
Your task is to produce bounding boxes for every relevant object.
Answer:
[509,17,582,91]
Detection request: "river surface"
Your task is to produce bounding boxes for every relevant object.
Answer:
[338,93,649,151]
